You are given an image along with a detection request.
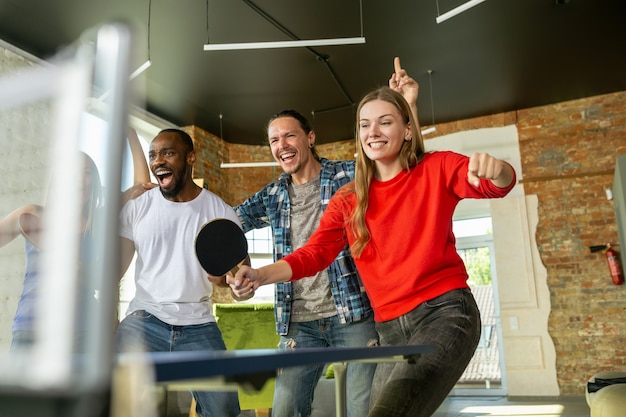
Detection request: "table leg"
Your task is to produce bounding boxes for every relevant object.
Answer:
[332,362,348,417]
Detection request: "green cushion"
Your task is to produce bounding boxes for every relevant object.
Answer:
[214,303,279,410]
[325,364,334,379]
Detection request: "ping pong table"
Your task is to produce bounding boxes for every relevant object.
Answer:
[118,344,435,417]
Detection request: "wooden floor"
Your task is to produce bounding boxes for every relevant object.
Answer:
[433,396,589,417]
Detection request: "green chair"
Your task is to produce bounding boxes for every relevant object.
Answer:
[214,303,279,415]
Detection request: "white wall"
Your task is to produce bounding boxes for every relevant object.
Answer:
[0,44,52,351]
[424,125,524,220]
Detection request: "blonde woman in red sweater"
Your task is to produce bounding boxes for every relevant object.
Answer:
[229,60,516,417]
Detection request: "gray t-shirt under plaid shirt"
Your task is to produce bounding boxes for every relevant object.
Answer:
[288,174,336,321]
[235,158,372,335]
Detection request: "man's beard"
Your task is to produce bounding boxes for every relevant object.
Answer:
[159,182,184,199]
[158,167,187,199]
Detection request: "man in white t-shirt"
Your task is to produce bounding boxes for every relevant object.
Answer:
[117,128,240,417]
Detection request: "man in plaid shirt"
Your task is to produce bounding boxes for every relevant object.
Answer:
[235,109,376,417]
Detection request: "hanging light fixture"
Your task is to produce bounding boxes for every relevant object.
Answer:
[130,59,151,80]
[204,37,365,51]
[420,70,436,136]
[220,162,279,168]
[436,0,486,24]
[132,0,152,78]
[90,0,151,106]
[204,0,366,51]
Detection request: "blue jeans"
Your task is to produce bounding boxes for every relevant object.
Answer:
[369,288,481,417]
[11,330,91,352]
[10,330,35,351]
[115,310,240,417]
[272,314,378,417]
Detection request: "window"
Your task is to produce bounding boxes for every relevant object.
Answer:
[239,227,275,303]
[453,216,492,238]
[246,227,274,258]
[453,216,506,395]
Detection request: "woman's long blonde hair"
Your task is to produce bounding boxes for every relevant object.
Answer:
[347,86,426,257]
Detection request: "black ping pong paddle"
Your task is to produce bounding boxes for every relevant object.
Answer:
[195,218,249,276]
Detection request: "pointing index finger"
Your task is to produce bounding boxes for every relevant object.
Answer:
[394,57,402,75]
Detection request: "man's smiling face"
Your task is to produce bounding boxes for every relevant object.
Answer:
[268,116,314,176]
[148,131,193,200]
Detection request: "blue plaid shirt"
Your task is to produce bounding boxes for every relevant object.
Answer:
[235,158,372,335]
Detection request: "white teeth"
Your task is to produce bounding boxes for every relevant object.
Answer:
[369,142,386,149]
[280,152,296,160]
[155,169,171,176]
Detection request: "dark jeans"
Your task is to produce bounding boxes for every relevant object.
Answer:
[115,310,240,417]
[369,288,481,417]
[272,314,378,417]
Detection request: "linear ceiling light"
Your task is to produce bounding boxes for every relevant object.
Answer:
[221,162,280,168]
[205,0,365,51]
[92,60,151,104]
[92,0,152,105]
[130,59,152,79]
[436,0,486,24]
[204,37,365,51]
[130,0,153,78]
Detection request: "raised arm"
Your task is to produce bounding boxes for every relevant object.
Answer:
[122,128,156,204]
[118,129,152,278]
[0,204,43,248]
[128,127,151,185]
[389,56,419,128]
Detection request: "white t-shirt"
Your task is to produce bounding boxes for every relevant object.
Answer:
[119,187,241,325]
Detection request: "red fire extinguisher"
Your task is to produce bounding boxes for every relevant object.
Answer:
[605,244,624,285]
[590,243,624,285]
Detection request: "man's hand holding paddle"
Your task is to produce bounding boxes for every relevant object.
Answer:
[195,218,254,301]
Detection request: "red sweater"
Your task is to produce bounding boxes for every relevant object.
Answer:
[283,151,516,322]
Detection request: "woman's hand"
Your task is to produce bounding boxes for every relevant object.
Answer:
[467,152,515,188]
[389,56,419,126]
[226,266,257,299]
[228,261,293,290]
[122,182,157,203]
[389,56,418,109]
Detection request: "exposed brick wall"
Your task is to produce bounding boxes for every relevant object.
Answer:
[186,126,227,197]
[426,111,518,136]
[188,90,626,396]
[227,143,279,206]
[191,130,356,206]
[518,92,626,395]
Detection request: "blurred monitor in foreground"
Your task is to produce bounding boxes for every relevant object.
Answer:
[0,22,132,416]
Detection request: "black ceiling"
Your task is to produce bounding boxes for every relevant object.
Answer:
[1,0,625,146]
